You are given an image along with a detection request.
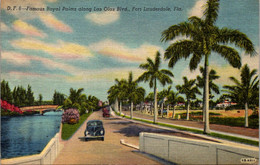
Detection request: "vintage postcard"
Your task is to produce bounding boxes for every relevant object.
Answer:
[1,0,259,164]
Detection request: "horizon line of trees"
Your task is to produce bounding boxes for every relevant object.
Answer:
[1,80,100,115]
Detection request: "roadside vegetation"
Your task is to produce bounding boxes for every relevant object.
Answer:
[107,0,258,134]
[113,110,258,146]
[1,80,100,141]
[61,112,92,140]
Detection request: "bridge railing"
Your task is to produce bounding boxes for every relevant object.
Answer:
[20,105,59,111]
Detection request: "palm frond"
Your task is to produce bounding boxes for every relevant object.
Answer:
[154,51,161,69]
[189,53,203,70]
[204,0,219,25]
[212,44,241,68]
[217,28,256,56]
[210,83,220,94]
[160,69,174,77]
[164,40,195,67]
[161,22,194,42]
[137,72,151,83]
[139,63,150,70]
[229,77,242,87]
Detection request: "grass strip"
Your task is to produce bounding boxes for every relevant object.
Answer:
[61,112,92,140]
[115,111,259,146]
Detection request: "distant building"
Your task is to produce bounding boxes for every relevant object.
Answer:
[98,101,103,107]
[177,102,185,106]
[216,100,237,108]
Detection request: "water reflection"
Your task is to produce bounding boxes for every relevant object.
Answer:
[1,111,62,158]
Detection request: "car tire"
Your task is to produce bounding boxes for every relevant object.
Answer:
[101,137,104,141]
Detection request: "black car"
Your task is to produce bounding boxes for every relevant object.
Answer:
[84,120,105,141]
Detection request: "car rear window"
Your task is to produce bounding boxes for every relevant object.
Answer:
[87,121,102,126]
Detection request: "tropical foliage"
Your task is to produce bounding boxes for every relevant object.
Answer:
[38,94,43,105]
[161,0,256,133]
[107,72,145,118]
[107,78,127,114]
[223,64,259,127]
[166,90,184,119]
[1,80,36,107]
[137,51,174,123]
[196,66,220,98]
[196,66,219,121]
[53,90,65,105]
[158,86,172,117]
[61,108,80,124]
[176,77,201,120]
[1,80,13,103]
[1,99,23,116]
[127,72,145,119]
[63,88,100,115]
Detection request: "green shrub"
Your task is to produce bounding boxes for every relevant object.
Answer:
[210,117,259,129]
[62,108,80,124]
[62,112,92,140]
[178,111,221,120]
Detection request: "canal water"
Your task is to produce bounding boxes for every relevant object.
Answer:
[1,111,63,159]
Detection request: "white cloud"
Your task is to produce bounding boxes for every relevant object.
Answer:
[89,39,161,62]
[11,38,93,59]
[2,51,81,76]
[1,22,11,32]
[241,47,259,71]
[188,0,207,17]
[66,67,144,82]
[85,11,120,25]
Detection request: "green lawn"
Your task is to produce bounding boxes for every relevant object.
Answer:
[61,112,92,140]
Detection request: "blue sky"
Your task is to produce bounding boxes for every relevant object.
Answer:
[1,0,259,101]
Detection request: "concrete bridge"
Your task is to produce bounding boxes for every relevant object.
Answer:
[20,105,62,115]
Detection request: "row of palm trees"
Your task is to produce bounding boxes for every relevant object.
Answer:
[107,53,258,131]
[107,0,257,134]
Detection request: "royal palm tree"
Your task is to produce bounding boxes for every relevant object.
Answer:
[107,78,127,115]
[166,90,184,119]
[137,51,174,123]
[158,86,172,117]
[161,0,256,133]
[196,66,220,122]
[127,72,145,119]
[144,92,154,115]
[176,77,201,120]
[223,64,259,127]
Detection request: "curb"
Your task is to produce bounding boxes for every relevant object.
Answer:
[120,139,139,150]
[112,111,221,143]
[111,110,259,147]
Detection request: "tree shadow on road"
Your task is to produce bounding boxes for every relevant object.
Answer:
[114,124,176,137]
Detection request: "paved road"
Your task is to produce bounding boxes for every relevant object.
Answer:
[53,110,163,165]
[122,110,259,139]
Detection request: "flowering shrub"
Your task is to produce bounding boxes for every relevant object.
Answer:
[1,99,23,115]
[62,108,80,124]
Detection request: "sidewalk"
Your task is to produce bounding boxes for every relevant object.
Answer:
[120,110,259,141]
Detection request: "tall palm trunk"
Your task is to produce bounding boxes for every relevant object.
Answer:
[154,79,158,123]
[245,102,249,127]
[204,56,211,134]
[167,104,169,118]
[161,103,164,117]
[130,101,133,119]
[115,98,119,112]
[187,100,190,120]
[172,105,176,119]
[119,101,122,115]
[202,93,205,122]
